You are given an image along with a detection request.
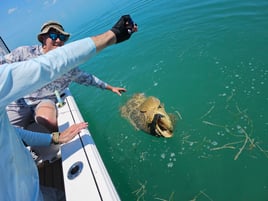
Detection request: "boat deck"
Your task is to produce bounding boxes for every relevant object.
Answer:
[38,159,65,191]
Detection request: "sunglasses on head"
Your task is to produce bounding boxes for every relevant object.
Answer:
[48,33,68,42]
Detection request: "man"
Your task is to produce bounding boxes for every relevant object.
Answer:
[0,15,137,201]
[2,21,127,132]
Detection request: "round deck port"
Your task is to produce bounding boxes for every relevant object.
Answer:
[67,161,83,180]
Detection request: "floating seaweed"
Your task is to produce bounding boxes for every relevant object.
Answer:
[190,189,213,201]
[202,99,268,160]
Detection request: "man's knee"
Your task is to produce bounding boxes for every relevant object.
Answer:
[35,100,58,132]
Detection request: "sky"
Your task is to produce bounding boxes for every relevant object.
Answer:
[0,0,122,50]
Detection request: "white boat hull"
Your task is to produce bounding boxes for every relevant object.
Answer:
[57,88,120,201]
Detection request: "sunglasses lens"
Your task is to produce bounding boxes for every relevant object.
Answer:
[49,33,57,40]
[49,33,67,41]
[59,34,67,41]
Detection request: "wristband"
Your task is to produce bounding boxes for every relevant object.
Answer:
[52,132,60,144]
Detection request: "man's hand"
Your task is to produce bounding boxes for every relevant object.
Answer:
[111,15,138,43]
[91,15,137,52]
[58,122,88,144]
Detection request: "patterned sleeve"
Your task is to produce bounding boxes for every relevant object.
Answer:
[0,45,42,64]
[71,68,108,89]
[0,47,22,64]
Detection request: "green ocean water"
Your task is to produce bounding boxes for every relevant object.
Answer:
[69,0,268,200]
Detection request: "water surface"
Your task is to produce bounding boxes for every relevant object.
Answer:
[70,0,268,200]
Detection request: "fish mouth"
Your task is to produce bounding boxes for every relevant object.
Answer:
[150,114,173,138]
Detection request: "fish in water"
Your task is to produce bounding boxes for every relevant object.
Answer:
[120,93,174,138]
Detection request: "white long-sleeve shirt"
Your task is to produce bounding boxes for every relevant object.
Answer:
[0,37,96,201]
[1,45,108,105]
